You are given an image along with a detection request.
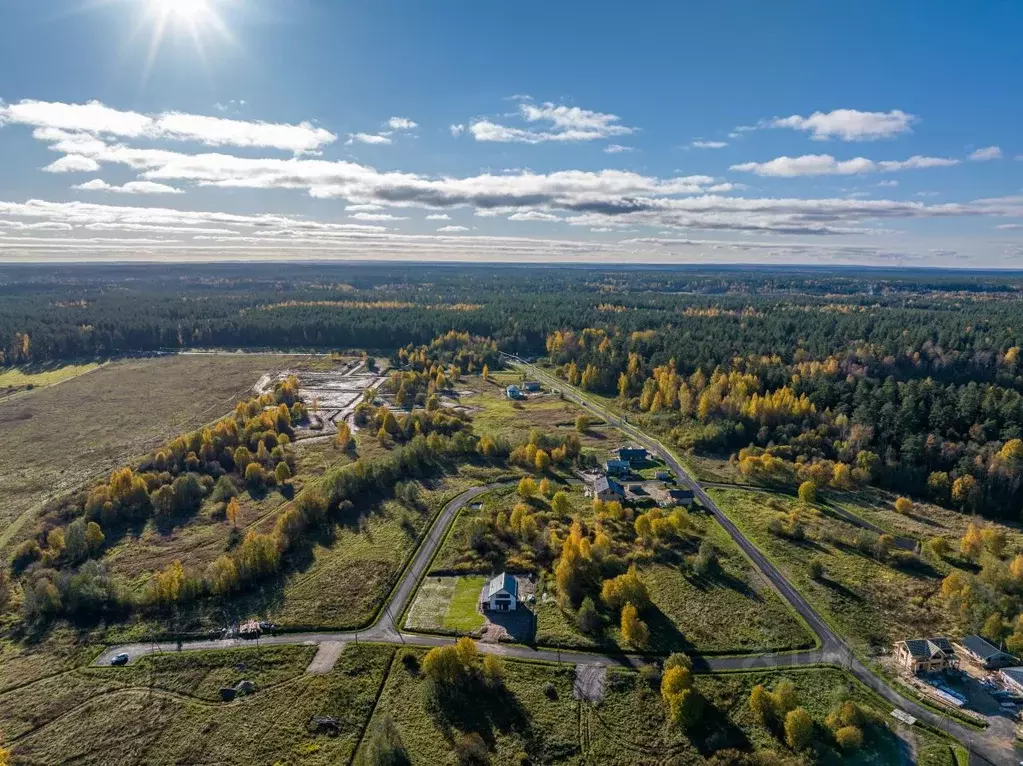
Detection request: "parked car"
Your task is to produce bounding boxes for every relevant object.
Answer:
[111,653,130,666]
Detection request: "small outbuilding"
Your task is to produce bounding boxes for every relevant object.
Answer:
[506,385,523,400]
[956,635,1017,669]
[522,381,541,392]
[665,487,695,507]
[1000,667,1023,696]
[482,573,518,612]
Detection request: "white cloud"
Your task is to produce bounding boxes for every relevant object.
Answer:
[436,225,469,232]
[731,153,959,177]
[349,212,407,221]
[768,109,916,141]
[877,180,899,187]
[0,99,335,153]
[604,144,634,154]
[345,203,384,211]
[425,213,451,220]
[43,154,101,173]
[468,101,634,144]
[691,140,728,149]
[996,223,1023,230]
[449,124,465,137]
[346,132,392,145]
[73,179,183,194]
[969,146,1002,161]
[508,211,560,222]
[387,117,418,130]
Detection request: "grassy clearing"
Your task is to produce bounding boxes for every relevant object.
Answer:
[405,576,486,634]
[262,467,506,631]
[535,511,814,655]
[445,576,487,632]
[707,487,966,652]
[430,483,592,575]
[465,371,626,458]
[358,650,580,765]
[359,651,949,765]
[4,643,393,766]
[589,665,949,766]
[0,362,100,395]
[0,354,306,551]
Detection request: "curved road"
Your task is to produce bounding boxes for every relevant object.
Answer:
[97,358,1007,764]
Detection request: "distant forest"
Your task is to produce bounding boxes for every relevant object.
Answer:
[5,262,1023,518]
[3,262,1023,373]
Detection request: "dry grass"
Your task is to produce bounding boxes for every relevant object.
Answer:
[0,354,308,552]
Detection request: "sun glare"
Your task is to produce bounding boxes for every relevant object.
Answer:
[129,0,234,81]
[154,0,213,22]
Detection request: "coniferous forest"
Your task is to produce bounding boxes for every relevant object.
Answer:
[5,262,1023,520]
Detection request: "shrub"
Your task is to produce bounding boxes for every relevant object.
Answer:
[454,732,489,766]
[355,715,410,766]
[834,725,863,750]
[784,707,813,750]
[577,596,602,634]
[12,539,42,572]
[808,557,825,580]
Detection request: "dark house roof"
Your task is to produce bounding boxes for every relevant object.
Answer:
[593,476,624,496]
[960,635,1015,662]
[483,573,518,600]
[901,637,955,660]
[617,447,648,460]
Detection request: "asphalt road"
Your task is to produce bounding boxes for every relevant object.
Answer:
[95,357,1010,764]
[507,357,1008,766]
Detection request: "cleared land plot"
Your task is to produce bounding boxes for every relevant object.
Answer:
[359,652,953,766]
[262,466,509,631]
[0,362,100,398]
[3,643,393,766]
[467,371,626,458]
[104,436,357,583]
[405,575,486,634]
[708,487,972,653]
[430,482,591,575]
[535,512,814,655]
[0,354,305,551]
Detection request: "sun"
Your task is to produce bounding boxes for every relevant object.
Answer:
[129,0,234,79]
[152,0,214,22]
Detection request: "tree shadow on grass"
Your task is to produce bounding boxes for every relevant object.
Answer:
[427,676,532,750]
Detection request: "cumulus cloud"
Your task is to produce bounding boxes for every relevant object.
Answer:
[731,153,959,177]
[346,132,392,145]
[604,144,634,154]
[348,212,407,221]
[508,211,560,222]
[768,109,916,141]
[43,154,101,173]
[436,225,469,232]
[969,145,1002,161]
[449,124,465,137]
[0,99,336,153]
[691,140,728,149]
[387,117,418,130]
[425,213,451,220]
[467,100,634,144]
[73,179,183,194]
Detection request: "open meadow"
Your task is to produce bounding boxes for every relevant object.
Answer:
[0,354,307,552]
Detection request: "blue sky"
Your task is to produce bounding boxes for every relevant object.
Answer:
[0,0,1021,266]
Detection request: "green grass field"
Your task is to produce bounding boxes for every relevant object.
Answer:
[358,651,953,766]
[3,643,394,766]
[0,362,100,394]
[406,575,487,633]
[534,511,815,655]
[707,487,966,652]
